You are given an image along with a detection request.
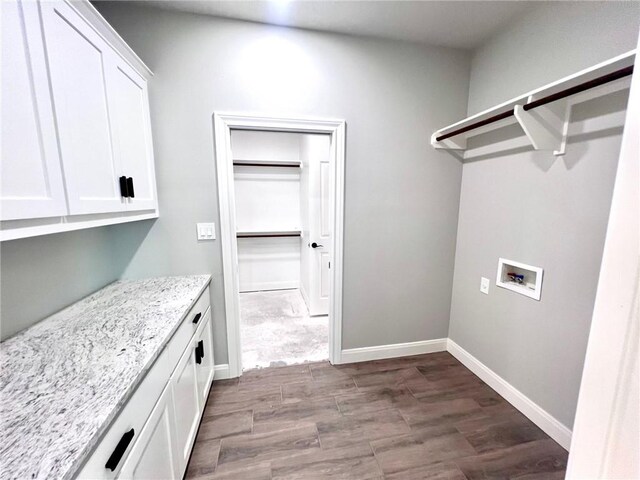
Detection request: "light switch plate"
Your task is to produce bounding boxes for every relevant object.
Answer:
[197,223,216,240]
[480,277,490,295]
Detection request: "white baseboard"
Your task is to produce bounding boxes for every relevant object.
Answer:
[447,339,572,451]
[213,363,231,380]
[340,338,447,364]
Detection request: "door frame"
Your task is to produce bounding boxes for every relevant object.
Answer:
[213,112,346,378]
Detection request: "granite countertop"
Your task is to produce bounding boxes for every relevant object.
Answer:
[0,275,211,480]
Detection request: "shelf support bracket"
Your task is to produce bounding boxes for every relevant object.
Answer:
[430,132,466,150]
[514,100,569,156]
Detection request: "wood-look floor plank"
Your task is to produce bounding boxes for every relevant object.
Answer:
[351,367,427,390]
[335,386,420,415]
[455,438,568,480]
[400,398,485,429]
[197,410,253,441]
[384,461,468,480]
[253,397,341,429]
[282,377,357,404]
[209,378,239,395]
[371,424,476,475]
[271,442,382,479]
[216,424,320,469]
[455,410,549,454]
[205,385,282,416]
[185,438,221,479]
[316,408,411,449]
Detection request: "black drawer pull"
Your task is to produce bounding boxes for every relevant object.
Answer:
[195,340,204,364]
[126,177,135,198]
[192,312,202,325]
[119,176,129,198]
[105,428,135,471]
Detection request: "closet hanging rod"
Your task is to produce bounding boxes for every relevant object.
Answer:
[236,232,301,238]
[233,161,301,167]
[523,64,634,111]
[436,64,634,142]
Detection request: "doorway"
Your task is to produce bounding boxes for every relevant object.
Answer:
[232,130,331,369]
[213,114,346,378]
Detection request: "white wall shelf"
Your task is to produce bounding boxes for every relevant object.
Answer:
[496,258,544,301]
[236,230,301,238]
[431,50,635,155]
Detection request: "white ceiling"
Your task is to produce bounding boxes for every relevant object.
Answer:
[136,1,536,50]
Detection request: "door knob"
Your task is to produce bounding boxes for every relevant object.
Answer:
[311,242,324,248]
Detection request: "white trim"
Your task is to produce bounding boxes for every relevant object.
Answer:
[67,0,153,79]
[340,338,448,364]
[213,113,346,378]
[0,210,158,241]
[447,339,572,451]
[213,364,231,380]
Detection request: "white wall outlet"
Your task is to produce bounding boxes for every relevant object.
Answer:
[197,223,216,240]
[480,277,490,295]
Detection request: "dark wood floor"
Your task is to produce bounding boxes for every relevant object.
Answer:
[185,352,568,479]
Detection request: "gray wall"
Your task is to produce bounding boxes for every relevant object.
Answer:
[93,3,471,364]
[468,1,640,114]
[450,3,640,428]
[0,223,151,339]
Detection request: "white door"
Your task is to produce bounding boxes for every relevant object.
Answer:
[170,336,201,477]
[195,311,215,405]
[301,134,332,316]
[1,0,67,221]
[107,60,158,212]
[118,385,178,480]
[40,0,126,215]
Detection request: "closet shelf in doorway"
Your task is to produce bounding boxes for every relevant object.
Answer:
[233,160,301,168]
[236,230,302,238]
[431,50,635,156]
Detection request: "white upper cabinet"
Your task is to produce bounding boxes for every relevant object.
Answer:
[107,60,158,212]
[0,0,157,240]
[1,0,68,221]
[41,0,126,215]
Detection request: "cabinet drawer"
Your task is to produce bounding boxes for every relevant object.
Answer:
[76,348,171,479]
[167,286,210,370]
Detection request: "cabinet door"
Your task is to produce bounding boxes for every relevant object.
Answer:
[118,384,178,480]
[107,60,158,212]
[170,337,201,476]
[195,311,215,405]
[1,0,67,220]
[40,0,126,215]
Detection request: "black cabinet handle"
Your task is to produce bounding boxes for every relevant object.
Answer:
[126,177,135,198]
[105,428,135,471]
[119,176,129,198]
[195,340,204,364]
[192,312,202,325]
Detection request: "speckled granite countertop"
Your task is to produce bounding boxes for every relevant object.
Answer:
[0,275,211,480]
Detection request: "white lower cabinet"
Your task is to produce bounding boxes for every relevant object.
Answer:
[75,290,214,480]
[196,311,215,406]
[171,335,202,475]
[118,385,178,480]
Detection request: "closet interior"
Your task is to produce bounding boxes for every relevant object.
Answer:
[231,130,332,370]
